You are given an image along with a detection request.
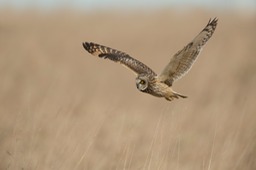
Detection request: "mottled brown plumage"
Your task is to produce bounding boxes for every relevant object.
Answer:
[82,42,156,76]
[82,18,218,101]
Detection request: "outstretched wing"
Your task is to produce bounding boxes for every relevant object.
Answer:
[158,18,218,86]
[82,42,156,76]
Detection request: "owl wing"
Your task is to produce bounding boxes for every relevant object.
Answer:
[158,18,218,86]
[83,42,157,76]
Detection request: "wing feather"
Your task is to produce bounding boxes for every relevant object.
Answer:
[82,42,156,76]
[158,18,218,86]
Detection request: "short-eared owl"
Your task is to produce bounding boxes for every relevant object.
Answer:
[83,18,218,101]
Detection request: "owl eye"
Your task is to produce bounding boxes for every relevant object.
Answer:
[140,80,145,84]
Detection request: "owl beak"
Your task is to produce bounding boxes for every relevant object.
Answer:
[136,84,139,89]
[135,79,141,89]
[136,82,140,89]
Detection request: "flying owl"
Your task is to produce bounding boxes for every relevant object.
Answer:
[82,18,218,101]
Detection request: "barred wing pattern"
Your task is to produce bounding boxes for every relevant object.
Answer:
[83,42,157,76]
[158,18,218,86]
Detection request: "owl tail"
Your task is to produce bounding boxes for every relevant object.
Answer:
[174,92,187,99]
[165,91,187,101]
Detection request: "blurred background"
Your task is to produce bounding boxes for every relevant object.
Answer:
[0,0,256,170]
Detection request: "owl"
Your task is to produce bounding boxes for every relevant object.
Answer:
[82,18,218,101]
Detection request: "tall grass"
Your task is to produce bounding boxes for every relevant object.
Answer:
[0,8,256,170]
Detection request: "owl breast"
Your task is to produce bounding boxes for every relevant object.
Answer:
[144,81,169,98]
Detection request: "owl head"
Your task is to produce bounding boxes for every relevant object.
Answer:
[136,74,149,91]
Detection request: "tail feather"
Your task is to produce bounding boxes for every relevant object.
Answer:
[174,92,187,99]
[165,92,187,101]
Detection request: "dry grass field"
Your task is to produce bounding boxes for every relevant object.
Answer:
[0,8,256,170]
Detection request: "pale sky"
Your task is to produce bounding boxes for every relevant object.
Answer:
[1,0,256,10]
